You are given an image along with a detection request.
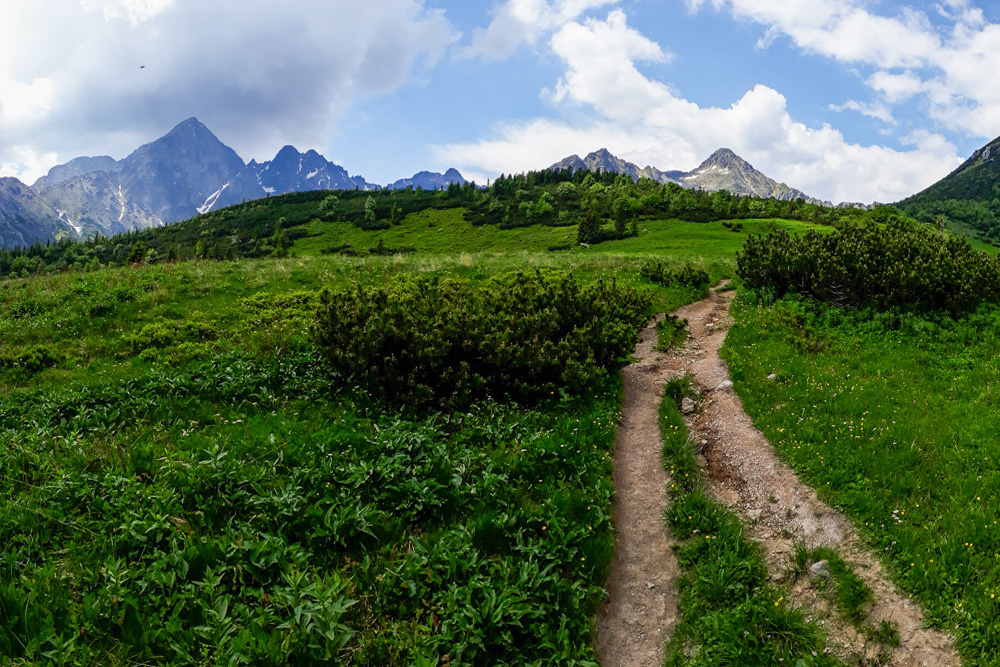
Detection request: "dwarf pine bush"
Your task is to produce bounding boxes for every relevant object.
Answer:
[311,269,651,407]
[737,219,1000,314]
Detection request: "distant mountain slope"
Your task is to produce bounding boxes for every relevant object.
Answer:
[33,156,118,189]
[549,147,825,204]
[246,146,376,197]
[551,149,685,184]
[388,168,467,191]
[0,178,69,247]
[898,135,1000,243]
[23,118,384,242]
[33,118,261,237]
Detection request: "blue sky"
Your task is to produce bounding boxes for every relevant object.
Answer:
[2,0,1000,203]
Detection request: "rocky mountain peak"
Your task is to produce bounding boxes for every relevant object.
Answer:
[701,148,748,170]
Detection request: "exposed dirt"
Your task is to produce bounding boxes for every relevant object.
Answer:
[594,316,680,667]
[674,286,961,667]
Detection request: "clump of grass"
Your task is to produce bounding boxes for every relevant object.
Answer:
[656,314,689,352]
[660,378,842,666]
[792,544,873,626]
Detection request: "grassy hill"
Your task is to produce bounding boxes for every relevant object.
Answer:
[5,169,998,664]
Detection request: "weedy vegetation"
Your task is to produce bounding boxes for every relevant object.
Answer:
[659,378,842,667]
[728,219,1000,664]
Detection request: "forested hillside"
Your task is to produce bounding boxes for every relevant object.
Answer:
[0,168,887,279]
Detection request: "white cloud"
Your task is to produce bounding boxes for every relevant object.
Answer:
[462,0,619,60]
[829,100,896,124]
[691,0,1000,138]
[437,10,962,203]
[0,0,458,182]
[0,146,59,184]
[79,0,175,26]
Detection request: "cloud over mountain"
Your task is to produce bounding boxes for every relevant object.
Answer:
[0,0,458,184]
[438,7,964,203]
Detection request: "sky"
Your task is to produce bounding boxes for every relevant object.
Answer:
[2,0,1000,203]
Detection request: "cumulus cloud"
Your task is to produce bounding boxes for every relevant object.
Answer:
[461,0,619,60]
[0,0,458,184]
[437,10,962,203]
[689,0,1000,137]
[829,100,896,124]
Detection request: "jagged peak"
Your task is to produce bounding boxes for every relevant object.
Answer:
[167,117,211,136]
[700,148,751,170]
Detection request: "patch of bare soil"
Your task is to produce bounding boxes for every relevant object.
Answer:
[594,316,681,667]
[674,286,960,667]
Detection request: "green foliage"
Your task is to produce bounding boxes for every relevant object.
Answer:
[658,383,842,666]
[738,219,1000,314]
[791,545,873,626]
[0,349,621,665]
[312,270,651,407]
[0,343,65,375]
[639,259,711,290]
[123,317,217,355]
[723,293,1000,663]
[656,314,688,352]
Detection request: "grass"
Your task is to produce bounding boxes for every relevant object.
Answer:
[656,314,689,352]
[791,545,873,626]
[294,208,826,261]
[659,378,842,667]
[723,291,1000,664]
[0,313,628,663]
[0,211,838,663]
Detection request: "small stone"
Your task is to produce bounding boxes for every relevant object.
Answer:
[647,582,655,589]
[747,508,763,521]
[716,380,734,392]
[681,397,696,414]
[771,571,787,584]
[808,560,831,582]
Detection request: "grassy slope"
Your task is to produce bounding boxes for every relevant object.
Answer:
[0,213,837,664]
[723,294,1000,664]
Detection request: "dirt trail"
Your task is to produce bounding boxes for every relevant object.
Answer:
[673,286,960,666]
[594,315,680,667]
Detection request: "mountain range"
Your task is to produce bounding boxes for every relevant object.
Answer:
[0,118,468,248]
[549,148,828,206]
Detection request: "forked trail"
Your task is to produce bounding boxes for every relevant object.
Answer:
[596,286,960,666]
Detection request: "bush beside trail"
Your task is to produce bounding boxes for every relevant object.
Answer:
[312,270,651,407]
[737,219,1000,315]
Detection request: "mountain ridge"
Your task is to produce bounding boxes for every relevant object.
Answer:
[0,118,469,247]
[549,147,827,205]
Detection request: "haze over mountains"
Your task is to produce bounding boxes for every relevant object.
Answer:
[0,118,468,248]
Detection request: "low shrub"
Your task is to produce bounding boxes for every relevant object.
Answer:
[737,219,1000,314]
[640,260,711,290]
[311,270,650,407]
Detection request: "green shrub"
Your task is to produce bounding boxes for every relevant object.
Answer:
[123,317,217,355]
[640,260,711,290]
[656,314,689,352]
[311,270,650,407]
[0,344,65,375]
[737,219,1000,314]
